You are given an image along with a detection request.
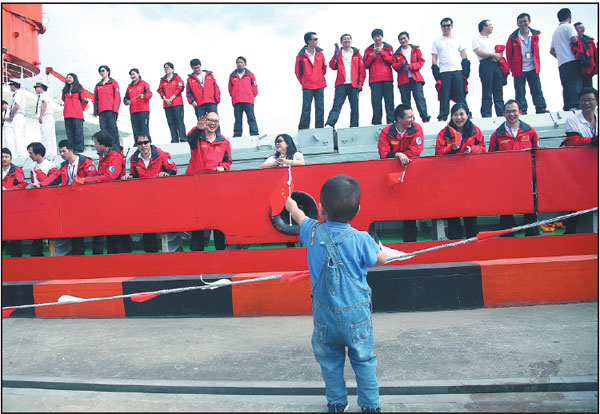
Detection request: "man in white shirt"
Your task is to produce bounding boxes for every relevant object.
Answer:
[2,100,15,156]
[431,17,470,121]
[473,20,505,117]
[6,80,28,159]
[325,34,365,128]
[550,8,581,110]
[34,81,57,158]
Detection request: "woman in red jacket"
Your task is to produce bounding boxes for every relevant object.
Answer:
[157,62,187,143]
[435,103,486,239]
[94,65,121,146]
[61,73,87,152]
[124,68,152,139]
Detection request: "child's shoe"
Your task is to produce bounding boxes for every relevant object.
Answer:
[327,402,349,412]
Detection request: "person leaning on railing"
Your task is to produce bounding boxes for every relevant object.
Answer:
[435,103,486,239]
[259,134,305,168]
[121,134,178,253]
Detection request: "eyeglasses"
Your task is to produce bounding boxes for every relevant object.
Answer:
[275,139,284,144]
[580,98,596,103]
[505,109,520,114]
[206,118,219,123]
[441,24,452,28]
[136,140,151,146]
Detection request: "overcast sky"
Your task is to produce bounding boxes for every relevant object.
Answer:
[38,3,598,146]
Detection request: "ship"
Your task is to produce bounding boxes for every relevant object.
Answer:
[2,4,597,318]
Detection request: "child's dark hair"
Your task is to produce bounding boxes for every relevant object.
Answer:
[320,175,361,223]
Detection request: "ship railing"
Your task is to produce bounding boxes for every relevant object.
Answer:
[2,147,597,254]
[2,60,38,86]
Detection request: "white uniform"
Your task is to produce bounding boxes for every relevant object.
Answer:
[10,89,28,159]
[2,106,15,155]
[36,91,57,157]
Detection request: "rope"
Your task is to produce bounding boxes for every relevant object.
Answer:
[3,274,283,311]
[3,207,597,312]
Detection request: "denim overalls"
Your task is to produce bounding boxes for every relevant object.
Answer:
[311,223,380,409]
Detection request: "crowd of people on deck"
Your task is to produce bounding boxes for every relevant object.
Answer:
[1,8,598,257]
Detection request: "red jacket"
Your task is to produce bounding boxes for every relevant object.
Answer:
[489,121,539,152]
[157,74,185,108]
[93,78,120,115]
[378,122,424,159]
[579,35,598,75]
[186,71,221,106]
[62,89,87,119]
[495,45,510,77]
[2,164,28,190]
[130,145,177,178]
[392,44,425,85]
[30,163,61,187]
[229,69,258,105]
[328,47,365,89]
[506,28,541,77]
[124,80,152,113]
[295,46,327,90]
[363,42,395,84]
[58,154,97,185]
[435,124,486,155]
[85,146,125,183]
[186,127,232,173]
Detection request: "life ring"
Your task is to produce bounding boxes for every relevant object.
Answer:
[270,191,318,235]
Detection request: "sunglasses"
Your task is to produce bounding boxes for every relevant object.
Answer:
[136,140,151,145]
[275,139,284,144]
[441,24,452,28]
[311,37,318,41]
[99,69,107,73]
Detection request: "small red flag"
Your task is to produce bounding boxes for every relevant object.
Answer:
[386,172,403,187]
[130,292,161,303]
[269,173,293,215]
[2,308,16,318]
[476,229,513,240]
[71,175,85,191]
[279,270,310,284]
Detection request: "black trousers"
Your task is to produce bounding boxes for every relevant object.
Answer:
[190,230,226,251]
[447,217,478,240]
[438,70,467,121]
[326,84,359,127]
[142,233,159,253]
[478,58,504,118]
[93,235,133,254]
[399,79,429,122]
[233,102,259,136]
[98,110,119,146]
[499,214,540,237]
[31,239,44,256]
[64,117,85,152]
[299,88,324,130]
[4,240,22,257]
[194,103,218,119]
[582,74,594,89]
[370,81,394,124]
[403,220,418,243]
[514,70,547,114]
[130,111,149,140]
[70,237,86,255]
[558,60,582,111]
[164,105,187,143]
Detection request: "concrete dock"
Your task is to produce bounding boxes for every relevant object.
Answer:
[2,302,598,412]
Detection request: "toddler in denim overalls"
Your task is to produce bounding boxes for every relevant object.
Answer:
[286,175,386,413]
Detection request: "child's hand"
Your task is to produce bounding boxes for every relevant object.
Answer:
[285,196,298,212]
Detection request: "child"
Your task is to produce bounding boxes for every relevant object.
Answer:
[285,174,386,413]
